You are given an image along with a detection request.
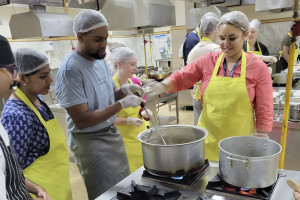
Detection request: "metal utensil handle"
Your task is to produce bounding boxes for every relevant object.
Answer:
[143,105,167,145]
[252,133,269,139]
[227,156,250,169]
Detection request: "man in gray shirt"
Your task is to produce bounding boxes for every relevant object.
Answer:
[55,10,145,199]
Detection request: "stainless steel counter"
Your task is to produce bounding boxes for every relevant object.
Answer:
[97,166,299,200]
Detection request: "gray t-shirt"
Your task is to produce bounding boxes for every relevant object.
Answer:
[281,34,298,50]
[55,51,116,133]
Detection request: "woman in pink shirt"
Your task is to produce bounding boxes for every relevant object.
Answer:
[146,11,273,161]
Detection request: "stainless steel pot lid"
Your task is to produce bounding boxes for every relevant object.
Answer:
[290,102,300,109]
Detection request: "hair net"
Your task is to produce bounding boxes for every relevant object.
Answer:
[249,19,261,30]
[73,10,108,34]
[14,48,49,75]
[217,11,249,32]
[200,13,219,35]
[109,47,137,66]
[0,35,14,66]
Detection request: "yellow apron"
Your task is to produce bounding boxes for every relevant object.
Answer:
[279,33,299,63]
[246,40,262,55]
[196,27,201,39]
[15,88,72,200]
[113,75,147,173]
[193,37,212,101]
[197,52,256,161]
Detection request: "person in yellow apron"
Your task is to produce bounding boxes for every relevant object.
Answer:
[1,48,72,200]
[145,11,274,162]
[243,19,277,64]
[109,47,150,173]
[279,29,299,71]
[187,13,220,125]
[183,12,219,66]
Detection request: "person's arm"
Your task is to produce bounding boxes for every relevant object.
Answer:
[254,61,274,134]
[66,102,123,130]
[25,178,51,200]
[0,160,7,200]
[282,45,290,62]
[1,111,32,169]
[114,88,126,101]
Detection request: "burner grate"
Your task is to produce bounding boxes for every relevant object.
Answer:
[205,174,279,200]
[142,159,209,189]
[111,180,182,200]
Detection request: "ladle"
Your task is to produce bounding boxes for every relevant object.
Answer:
[141,102,167,145]
[287,179,300,190]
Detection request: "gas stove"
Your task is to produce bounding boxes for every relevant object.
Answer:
[97,166,298,200]
[142,160,209,189]
[204,174,281,200]
[110,180,182,200]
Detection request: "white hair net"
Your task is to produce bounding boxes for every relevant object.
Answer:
[109,47,137,66]
[200,12,219,35]
[73,10,108,34]
[217,11,249,32]
[14,48,49,75]
[249,19,261,30]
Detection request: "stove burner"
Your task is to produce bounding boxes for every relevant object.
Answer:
[111,180,182,200]
[142,159,209,189]
[206,174,278,199]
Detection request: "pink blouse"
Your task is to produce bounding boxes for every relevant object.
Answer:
[167,51,273,132]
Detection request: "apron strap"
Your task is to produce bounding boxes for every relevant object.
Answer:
[212,51,246,78]
[15,87,46,124]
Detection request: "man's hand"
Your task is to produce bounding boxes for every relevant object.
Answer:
[120,84,144,97]
[119,94,145,109]
[140,109,153,119]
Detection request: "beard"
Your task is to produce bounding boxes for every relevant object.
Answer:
[88,50,106,60]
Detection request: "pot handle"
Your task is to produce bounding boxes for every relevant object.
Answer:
[227,156,250,170]
[252,133,269,139]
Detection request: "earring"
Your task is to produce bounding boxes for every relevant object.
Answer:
[24,83,27,86]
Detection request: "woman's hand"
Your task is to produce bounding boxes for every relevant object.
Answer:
[34,190,52,200]
[127,117,144,127]
[294,189,300,200]
[25,178,52,200]
[140,109,153,119]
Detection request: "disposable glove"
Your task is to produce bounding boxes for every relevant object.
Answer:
[127,117,144,127]
[120,84,144,97]
[143,79,166,97]
[263,56,278,63]
[140,109,153,119]
[119,94,145,109]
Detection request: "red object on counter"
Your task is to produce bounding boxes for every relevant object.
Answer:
[291,20,300,37]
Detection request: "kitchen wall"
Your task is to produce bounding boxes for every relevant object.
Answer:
[0,1,298,70]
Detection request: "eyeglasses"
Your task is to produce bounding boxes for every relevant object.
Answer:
[0,65,18,78]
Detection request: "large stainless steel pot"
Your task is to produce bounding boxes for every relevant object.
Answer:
[137,125,208,177]
[219,135,282,188]
[290,103,300,121]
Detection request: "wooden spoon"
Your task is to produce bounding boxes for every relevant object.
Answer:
[287,179,300,190]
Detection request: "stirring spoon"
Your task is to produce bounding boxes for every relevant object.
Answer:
[141,102,167,145]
